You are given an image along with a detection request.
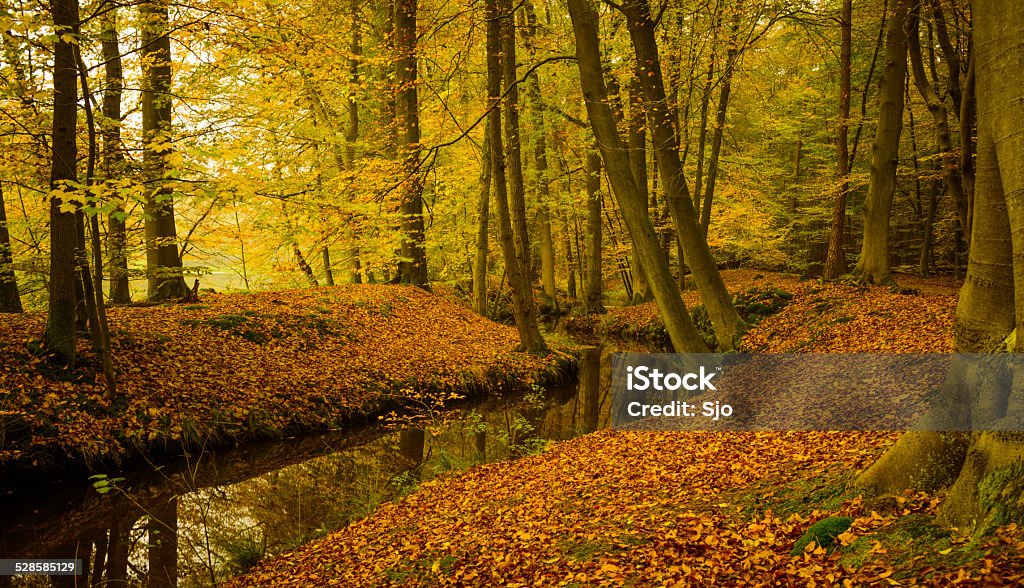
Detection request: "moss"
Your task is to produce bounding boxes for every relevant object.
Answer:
[977,461,1024,530]
[791,516,854,555]
[564,538,612,562]
[736,472,853,520]
[690,304,717,351]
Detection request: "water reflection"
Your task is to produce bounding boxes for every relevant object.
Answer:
[0,343,629,587]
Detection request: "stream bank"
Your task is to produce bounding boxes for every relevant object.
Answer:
[0,284,576,481]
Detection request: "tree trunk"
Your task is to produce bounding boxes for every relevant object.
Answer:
[347,0,364,284]
[627,75,652,303]
[473,135,491,316]
[485,0,547,354]
[394,0,428,285]
[0,183,21,312]
[919,162,940,276]
[141,0,186,301]
[859,0,1024,533]
[294,245,319,287]
[584,151,604,313]
[567,0,708,353]
[76,40,118,400]
[45,0,80,366]
[854,0,908,285]
[824,0,852,279]
[907,2,969,241]
[621,0,745,350]
[524,0,557,301]
[102,7,130,304]
[322,247,334,285]
[499,0,534,287]
[699,6,739,237]
[693,51,716,215]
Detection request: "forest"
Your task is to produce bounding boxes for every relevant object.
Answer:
[1,0,1024,585]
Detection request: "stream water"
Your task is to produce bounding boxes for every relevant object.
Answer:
[0,342,635,587]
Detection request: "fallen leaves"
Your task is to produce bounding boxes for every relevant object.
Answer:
[224,272,1024,587]
[0,284,573,470]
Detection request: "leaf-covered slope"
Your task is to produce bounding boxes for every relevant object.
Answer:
[0,285,572,470]
[226,275,1024,587]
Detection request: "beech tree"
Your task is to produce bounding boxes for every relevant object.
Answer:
[394,0,428,286]
[620,0,745,350]
[823,0,853,280]
[0,183,20,312]
[567,0,708,353]
[101,6,130,303]
[44,0,80,365]
[141,0,187,300]
[485,0,546,354]
[854,0,909,285]
[858,0,1024,531]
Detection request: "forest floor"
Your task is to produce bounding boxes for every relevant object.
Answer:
[228,271,1024,587]
[0,285,576,474]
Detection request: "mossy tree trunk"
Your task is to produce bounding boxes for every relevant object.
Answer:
[858,0,1024,533]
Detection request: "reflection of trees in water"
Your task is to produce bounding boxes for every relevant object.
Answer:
[2,348,622,587]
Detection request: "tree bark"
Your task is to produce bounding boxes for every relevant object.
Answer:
[627,75,652,303]
[499,0,533,287]
[621,0,745,350]
[347,0,364,284]
[486,0,547,354]
[0,182,21,312]
[322,247,334,285]
[101,6,130,304]
[859,0,1024,533]
[584,151,604,313]
[907,2,969,241]
[524,0,557,301]
[854,0,909,285]
[45,0,80,366]
[566,0,708,353]
[141,0,187,301]
[394,0,428,285]
[294,244,319,287]
[824,0,853,279]
[473,135,491,316]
